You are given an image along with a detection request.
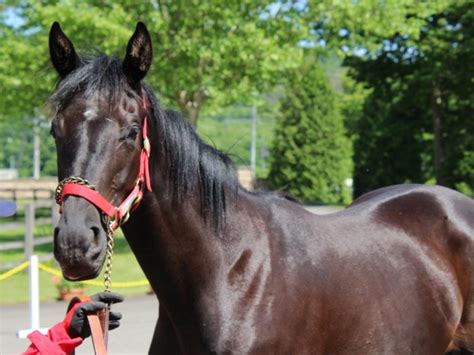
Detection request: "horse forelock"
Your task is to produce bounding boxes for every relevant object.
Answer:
[49,55,139,113]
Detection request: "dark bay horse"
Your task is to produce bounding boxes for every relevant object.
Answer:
[48,22,474,354]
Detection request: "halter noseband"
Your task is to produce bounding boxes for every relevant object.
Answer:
[54,96,152,231]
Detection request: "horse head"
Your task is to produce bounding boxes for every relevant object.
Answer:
[49,22,153,280]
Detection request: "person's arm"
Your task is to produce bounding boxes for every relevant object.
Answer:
[22,292,123,355]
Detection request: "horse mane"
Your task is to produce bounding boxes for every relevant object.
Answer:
[49,54,241,231]
[143,87,240,231]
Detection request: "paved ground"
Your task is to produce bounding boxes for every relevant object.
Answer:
[0,294,158,354]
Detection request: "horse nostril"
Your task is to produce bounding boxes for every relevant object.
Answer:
[90,226,101,244]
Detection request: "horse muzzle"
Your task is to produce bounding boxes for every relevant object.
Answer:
[54,197,107,280]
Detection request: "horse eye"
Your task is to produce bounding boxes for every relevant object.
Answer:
[127,125,140,141]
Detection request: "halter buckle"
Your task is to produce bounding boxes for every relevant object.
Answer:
[143,137,151,156]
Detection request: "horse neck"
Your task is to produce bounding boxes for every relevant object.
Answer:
[121,124,243,320]
[122,183,238,323]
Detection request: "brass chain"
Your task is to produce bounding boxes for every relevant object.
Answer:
[103,220,115,292]
[55,176,95,205]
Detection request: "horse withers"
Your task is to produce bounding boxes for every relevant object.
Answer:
[48,21,474,354]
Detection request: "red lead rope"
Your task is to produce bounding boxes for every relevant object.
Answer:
[56,97,152,231]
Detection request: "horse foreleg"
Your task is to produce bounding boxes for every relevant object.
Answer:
[149,304,181,354]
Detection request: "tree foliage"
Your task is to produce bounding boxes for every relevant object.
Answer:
[1,0,471,201]
[307,0,456,54]
[269,61,352,204]
[0,1,303,177]
[347,2,474,196]
[0,1,304,126]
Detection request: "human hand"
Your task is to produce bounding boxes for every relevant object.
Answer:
[68,292,123,339]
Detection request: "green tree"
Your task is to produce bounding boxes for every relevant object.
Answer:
[307,0,454,55]
[347,2,474,196]
[0,1,304,127]
[269,61,352,204]
[0,1,304,177]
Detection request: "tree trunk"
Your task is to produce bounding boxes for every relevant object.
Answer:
[182,105,200,128]
[176,90,203,128]
[431,80,446,186]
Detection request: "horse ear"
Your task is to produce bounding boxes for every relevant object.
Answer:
[49,22,80,78]
[123,22,153,84]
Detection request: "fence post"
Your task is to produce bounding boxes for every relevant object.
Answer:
[24,204,35,260]
[17,255,47,338]
[29,255,40,330]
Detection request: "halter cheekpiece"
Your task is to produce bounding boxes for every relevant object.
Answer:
[54,93,152,232]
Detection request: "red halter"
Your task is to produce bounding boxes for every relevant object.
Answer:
[55,97,152,231]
